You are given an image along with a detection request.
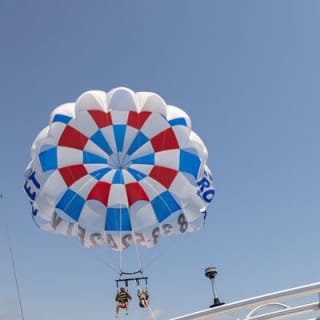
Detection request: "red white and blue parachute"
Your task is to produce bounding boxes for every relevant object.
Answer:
[24,87,214,251]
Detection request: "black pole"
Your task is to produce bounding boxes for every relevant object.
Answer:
[205,267,224,308]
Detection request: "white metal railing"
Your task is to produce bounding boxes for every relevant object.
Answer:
[168,282,320,320]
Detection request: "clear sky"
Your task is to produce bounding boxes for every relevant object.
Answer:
[1,1,320,319]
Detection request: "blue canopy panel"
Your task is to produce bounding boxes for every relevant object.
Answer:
[105,207,132,231]
[127,167,147,181]
[56,189,85,221]
[179,150,201,179]
[151,191,181,223]
[39,147,58,172]
[90,167,112,179]
[131,154,155,165]
[168,117,187,127]
[52,114,72,124]
[90,130,113,156]
[113,125,127,152]
[83,151,107,164]
[112,170,124,184]
[127,131,149,156]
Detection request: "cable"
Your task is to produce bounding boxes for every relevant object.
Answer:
[119,203,123,275]
[118,180,144,277]
[147,304,159,320]
[1,194,25,320]
[84,243,119,274]
[131,218,143,275]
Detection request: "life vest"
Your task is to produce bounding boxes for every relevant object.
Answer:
[117,291,130,303]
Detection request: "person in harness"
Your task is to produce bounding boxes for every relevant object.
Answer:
[137,289,149,308]
[115,287,132,317]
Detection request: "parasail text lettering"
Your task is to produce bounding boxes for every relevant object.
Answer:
[24,168,41,215]
[197,177,214,203]
[24,168,40,201]
[49,211,187,249]
[51,211,104,247]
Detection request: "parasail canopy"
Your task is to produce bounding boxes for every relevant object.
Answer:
[24,87,214,251]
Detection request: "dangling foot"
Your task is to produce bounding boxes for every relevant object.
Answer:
[115,313,119,318]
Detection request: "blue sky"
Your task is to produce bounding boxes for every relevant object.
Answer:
[1,1,320,319]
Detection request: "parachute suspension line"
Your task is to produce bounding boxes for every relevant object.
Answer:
[118,193,143,276]
[33,172,121,275]
[119,203,123,275]
[138,178,182,268]
[29,190,120,275]
[143,234,180,272]
[116,155,125,274]
[87,243,119,274]
[130,213,143,274]
[133,235,143,273]
[0,194,25,320]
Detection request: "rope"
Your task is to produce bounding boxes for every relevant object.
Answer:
[131,177,181,271]
[119,203,123,275]
[118,178,144,277]
[86,245,119,274]
[31,207,119,274]
[1,194,25,320]
[131,222,143,274]
[143,234,180,272]
[147,304,159,320]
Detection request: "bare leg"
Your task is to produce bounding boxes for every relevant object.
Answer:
[115,305,119,318]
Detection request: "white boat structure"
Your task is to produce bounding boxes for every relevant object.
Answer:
[168,281,320,320]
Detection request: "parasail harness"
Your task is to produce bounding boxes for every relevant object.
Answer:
[116,269,148,291]
[116,269,150,309]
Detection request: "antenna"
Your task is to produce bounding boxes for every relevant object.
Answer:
[205,266,224,308]
[1,194,25,320]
